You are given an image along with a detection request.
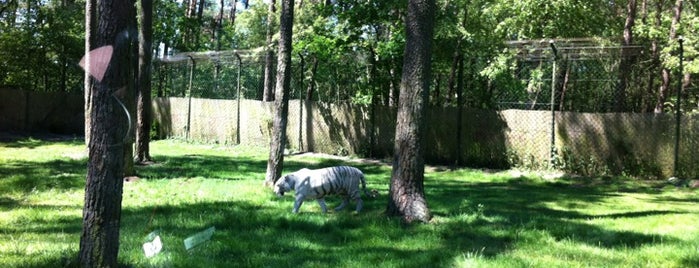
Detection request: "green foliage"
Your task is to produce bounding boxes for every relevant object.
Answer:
[2,0,698,110]
[0,0,84,92]
[2,138,699,267]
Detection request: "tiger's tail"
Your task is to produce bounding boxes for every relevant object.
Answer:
[360,173,376,198]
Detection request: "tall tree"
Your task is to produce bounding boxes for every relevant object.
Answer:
[79,0,135,266]
[135,0,153,164]
[264,0,294,186]
[262,0,277,101]
[655,0,683,113]
[123,2,138,178]
[614,0,637,112]
[386,0,435,223]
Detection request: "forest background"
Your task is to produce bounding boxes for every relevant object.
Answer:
[0,0,698,178]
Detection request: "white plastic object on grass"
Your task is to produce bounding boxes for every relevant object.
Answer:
[143,231,163,258]
[184,226,215,250]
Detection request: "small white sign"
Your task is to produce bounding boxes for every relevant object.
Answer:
[143,235,163,258]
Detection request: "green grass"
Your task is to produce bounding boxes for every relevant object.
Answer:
[1,137,698,267]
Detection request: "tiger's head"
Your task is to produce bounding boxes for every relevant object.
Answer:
[273,174,295,197]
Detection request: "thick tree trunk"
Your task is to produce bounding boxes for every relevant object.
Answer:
[79,0,135,266]
[263,0,277,102]
[386,0,435,223]
[135,0,153,164]
[264,0,294,187]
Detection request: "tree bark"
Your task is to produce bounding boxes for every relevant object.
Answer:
[388,60,399,107]
[79,0,135,266]
[614,0,637,112]
[197,0,205,19]
[135,0,153,164]
[655,0,683,113]
[84,0,96,146]
[263,0,277,102]
[446,40,461,105]
[229,0,237,24]
[386,0,435,223]
[123,3,138,178]
[264,0,294,187]
[305,55,318,100]
[187,0,196,17]
[559,61,571,111]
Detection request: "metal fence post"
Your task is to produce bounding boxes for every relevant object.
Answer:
[549,40,558,166]
[235,52,242,145]
[673,36,684,178]
[186,55,195,140]
[298,52,305,152]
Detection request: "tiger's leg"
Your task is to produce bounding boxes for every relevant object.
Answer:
[354,198,363,213]
[334,198,349,211]
[317,198,328,213]
[293,195,305,213]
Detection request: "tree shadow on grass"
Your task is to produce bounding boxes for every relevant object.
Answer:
[2,137,690,266]
[0,159,85,194]
[136,153,389,183]
[0,134,83,148]
[9,175,691,268]
[114,199,510,267]
[428,175,681,251]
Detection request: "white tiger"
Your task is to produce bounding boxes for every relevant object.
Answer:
[273,166,369,213]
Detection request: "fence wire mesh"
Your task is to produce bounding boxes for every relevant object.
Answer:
[152,41,698,178]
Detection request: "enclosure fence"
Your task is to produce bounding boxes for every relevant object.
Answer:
[151,40,698,179]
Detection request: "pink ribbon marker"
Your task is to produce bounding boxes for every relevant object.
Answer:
[79,45,113,83]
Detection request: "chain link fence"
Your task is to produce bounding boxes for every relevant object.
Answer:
[152,40,698,179]
[492,39,698,178]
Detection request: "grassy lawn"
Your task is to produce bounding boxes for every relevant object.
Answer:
[1,137,698,267]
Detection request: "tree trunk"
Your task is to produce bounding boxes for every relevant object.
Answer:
[655,0,683,113]
[263,0,277,102]
[79,0,135,266]
[123,4,138,178]
[644,0,660,112]
[559,62,571,111]
[386,0,435,223]
[454,54,464,166]
[264,0,294,187]
[215,0,224,51]
[187,0,196,17]
[197,0,205,19]
[446,40,461,105]
[84,0,96,146]
[388,60,399,107]
[614,0,637,112]
[305,55,318,100]
[135,0,153,164]
[228,0,237,24]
